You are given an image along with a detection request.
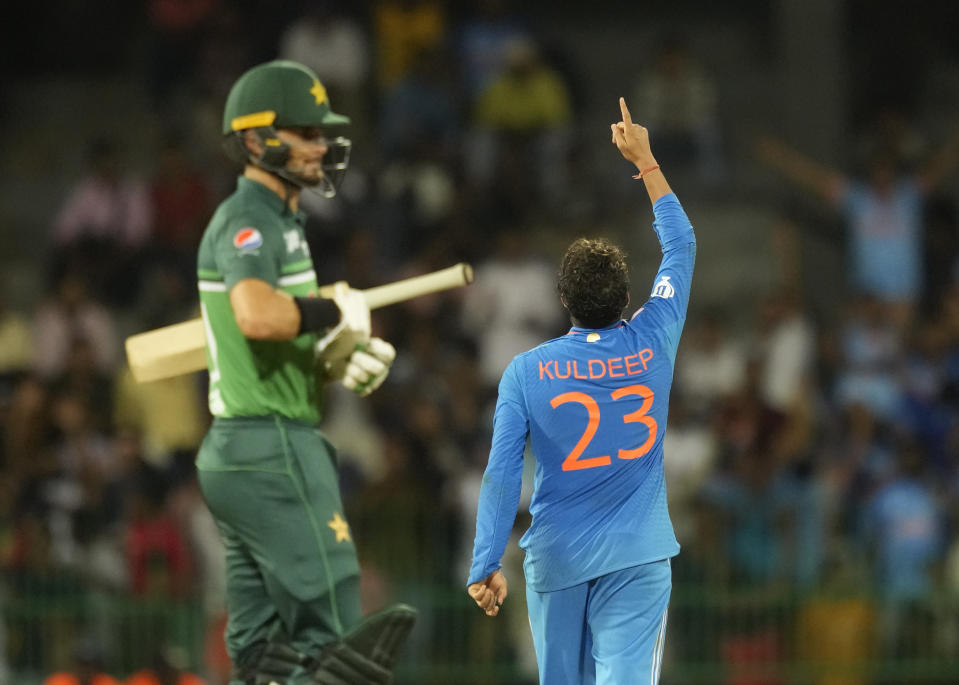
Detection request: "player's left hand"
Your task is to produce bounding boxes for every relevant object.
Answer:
[468,570,507,617]
[611,96,656,171]
[342,337,396,396]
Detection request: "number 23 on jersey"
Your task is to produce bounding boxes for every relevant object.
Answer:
[550,384,657,472]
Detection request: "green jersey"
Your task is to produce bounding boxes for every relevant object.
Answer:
[197,177,322,423]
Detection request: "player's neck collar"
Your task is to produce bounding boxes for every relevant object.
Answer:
[567,320,625,335]
[238,176,306,222]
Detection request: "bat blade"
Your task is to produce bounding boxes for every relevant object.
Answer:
[125,262,473,383]
[125,319,209,383]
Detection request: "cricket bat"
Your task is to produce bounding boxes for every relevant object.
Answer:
[125,262,473,383]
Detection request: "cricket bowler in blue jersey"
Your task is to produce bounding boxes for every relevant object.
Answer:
[467,98,696,685]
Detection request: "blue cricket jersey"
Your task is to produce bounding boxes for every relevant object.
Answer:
[468,193,696,592]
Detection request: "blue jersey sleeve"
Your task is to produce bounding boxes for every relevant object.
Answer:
[630,193,696,357]
[467,358,529,586]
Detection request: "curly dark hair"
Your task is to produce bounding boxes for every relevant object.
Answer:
[557,238,630,328]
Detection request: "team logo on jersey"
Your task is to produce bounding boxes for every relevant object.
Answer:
[651,275,675,299]
[233,227,263,250]
[586,332,601,342]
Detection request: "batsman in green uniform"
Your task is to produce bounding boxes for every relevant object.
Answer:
[195,60,415,685]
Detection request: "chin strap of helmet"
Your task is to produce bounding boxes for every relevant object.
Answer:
[224,128,352,199]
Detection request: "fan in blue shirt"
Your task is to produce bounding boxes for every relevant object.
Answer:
[467,98,696,685]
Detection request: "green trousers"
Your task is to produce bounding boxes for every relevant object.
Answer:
[197,416,361,668]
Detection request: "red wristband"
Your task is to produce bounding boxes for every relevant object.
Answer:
[632,164,660,179]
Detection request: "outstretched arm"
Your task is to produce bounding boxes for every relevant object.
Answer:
[754,135,845,203]
[612,97,696,351]
[611,97,673,204]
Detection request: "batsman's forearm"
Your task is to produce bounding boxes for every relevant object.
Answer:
[230,279,303,340]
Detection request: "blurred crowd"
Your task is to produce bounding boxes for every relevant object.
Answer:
[2,1,959,684]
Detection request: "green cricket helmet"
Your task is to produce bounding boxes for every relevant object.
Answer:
[222,60,352,197]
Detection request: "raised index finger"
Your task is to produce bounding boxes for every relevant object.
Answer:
[619,97,632,126]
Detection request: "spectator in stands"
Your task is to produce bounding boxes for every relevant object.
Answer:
[752,288,816,463]
[899,321,956,474]
[144,0,220,107]
[755,122,959,326]
[148,133,214,280]
[123,470,192,599]
[348,429,442,589]
[2,375,51,485]
[822,402,897,533]
[700,448,801,587]
[377,46,461,260]
[51,137,153,306]
[662,392,718,545]
[675,307,747,419]
[834,295,904,423]
[632,33,723,183]
[51,338,115,433]
[373,0,447,91]
[318,381,390,494]
[461,227,565,388]
[466,37,573,211]
[48,389,117,527]
[436,342,488,469]
[32,269,119,380]
[0,284,33,380]
[862,438,945,657]
[379,46,460,164]
[385,311,453,395]
[865,440,942,579]
[455,0,531,102]
[53,136,152,249]
[5,389,119,580]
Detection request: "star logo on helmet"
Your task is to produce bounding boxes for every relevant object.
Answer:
[310,79,328,106]
[327,512,351,543]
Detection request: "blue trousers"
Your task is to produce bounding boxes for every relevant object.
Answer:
[526,559,671,685]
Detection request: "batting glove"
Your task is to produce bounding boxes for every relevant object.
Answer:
[315,283,371,381]
[317,283,371,351]
[342,338,396,397]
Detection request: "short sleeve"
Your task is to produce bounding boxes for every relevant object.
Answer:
[214,217,284,290]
